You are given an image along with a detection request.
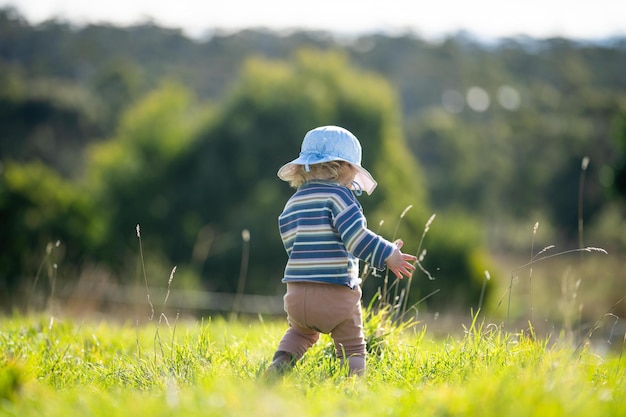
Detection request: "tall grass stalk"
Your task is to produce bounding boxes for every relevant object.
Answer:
[477,270,491,312]
[27,240,60,311]
[388,206,414,310]
[412,214,436,281]
[617,333,626,378]
[154,266,177,364]
[497,221,607,326]
[529,222,539,321]
[380,205,413,305]
[136,224,154,321]
[361,208,437,325]
[573,296,624,355]
[575,157,590,340]
[399,213,437,319]
[134,225,180,366]
[578,156,589,252]
[233,229,251,315]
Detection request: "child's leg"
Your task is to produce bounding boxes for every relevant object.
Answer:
[329,288,366,375]
[268,323,319,374]
[331,320,366,375]
[276,322,320,359]
[278,283,321,359]
[268,283,320,374]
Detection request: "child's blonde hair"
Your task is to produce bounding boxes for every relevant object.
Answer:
[283,161,357,189]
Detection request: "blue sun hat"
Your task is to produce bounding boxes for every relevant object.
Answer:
[277,125,377,195]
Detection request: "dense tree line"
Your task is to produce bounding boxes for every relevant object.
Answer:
[1,6,625,314]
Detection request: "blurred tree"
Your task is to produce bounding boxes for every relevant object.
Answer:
[90,58,143,131]
[0,161,101,309]
[0,70,104,177]
[3,8,625,312]
[0,46,495,310]
[85,81,210,273]
[613,108,626,198]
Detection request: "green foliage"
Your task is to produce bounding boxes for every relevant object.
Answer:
[408,91,614,245]
[0,70,104,177]
[1,7,626,314]
[90,57,144,129]
[0,161,101,303]
[413,210,493,310]
[85,81,211,271]
[0,315,624,417]
[612,108,626,198]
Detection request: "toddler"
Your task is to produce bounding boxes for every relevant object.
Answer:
[268,125,416,376]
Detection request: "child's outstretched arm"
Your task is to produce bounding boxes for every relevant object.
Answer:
[385,239,417,279]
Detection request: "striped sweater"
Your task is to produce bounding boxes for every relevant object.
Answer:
[278,181,396,288]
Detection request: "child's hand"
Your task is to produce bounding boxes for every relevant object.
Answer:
[385,239,417,279]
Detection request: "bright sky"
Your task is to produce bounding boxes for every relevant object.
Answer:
[3,0,626,41]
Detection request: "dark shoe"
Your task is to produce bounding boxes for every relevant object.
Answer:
[265,351,297,377]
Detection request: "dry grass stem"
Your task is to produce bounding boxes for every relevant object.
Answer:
[136,224,154,321]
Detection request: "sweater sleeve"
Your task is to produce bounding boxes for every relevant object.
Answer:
[333,202,396,270]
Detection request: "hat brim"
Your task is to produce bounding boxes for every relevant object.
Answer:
[277,155,377,195]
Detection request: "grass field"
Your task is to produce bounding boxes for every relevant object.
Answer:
[1,308,624,417]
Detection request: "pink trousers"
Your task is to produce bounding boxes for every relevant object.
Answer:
[276,282,366,374]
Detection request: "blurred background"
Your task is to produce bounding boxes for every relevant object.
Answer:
[0,1,625,338]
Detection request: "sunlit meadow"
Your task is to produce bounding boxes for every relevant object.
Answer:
[2,175,624,416]
[1,305,624,417]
